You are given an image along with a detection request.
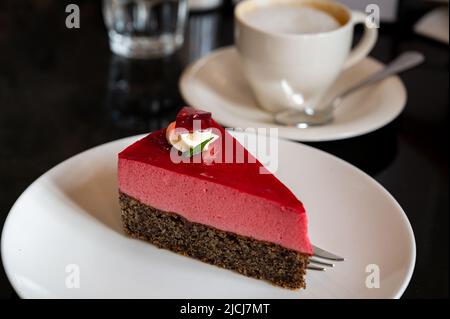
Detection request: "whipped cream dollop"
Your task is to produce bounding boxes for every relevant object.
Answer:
[166,121,219,153]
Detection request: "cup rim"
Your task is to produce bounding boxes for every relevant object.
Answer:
[235,0,353,38]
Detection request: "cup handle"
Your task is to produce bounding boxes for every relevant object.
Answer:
[343,11,378,69]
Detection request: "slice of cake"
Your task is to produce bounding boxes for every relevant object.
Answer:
[118,107,312,289]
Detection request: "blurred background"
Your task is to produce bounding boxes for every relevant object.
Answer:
[0,0,448,298]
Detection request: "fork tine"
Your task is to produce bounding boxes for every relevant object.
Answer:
[307,265,326,271]
[309,257,334,267]
[312,245,345,261]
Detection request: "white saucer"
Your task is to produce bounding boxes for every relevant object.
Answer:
[180,47,407,142]
[1,134,415,298]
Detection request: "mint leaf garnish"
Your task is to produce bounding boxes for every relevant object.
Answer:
[184,137,214,158]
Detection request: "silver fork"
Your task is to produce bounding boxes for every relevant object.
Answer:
[308,245,345,271]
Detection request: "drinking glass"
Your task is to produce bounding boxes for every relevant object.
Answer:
[103,0,188,58]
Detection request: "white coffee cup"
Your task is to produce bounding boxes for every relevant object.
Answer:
[235,0,378,114]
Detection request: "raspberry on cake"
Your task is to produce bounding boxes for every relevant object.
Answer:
[118,107,312,289]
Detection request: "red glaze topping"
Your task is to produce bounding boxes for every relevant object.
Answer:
[175,107,212,132]
[120,120,304,212]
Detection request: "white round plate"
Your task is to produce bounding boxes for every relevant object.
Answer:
[180,46,407,142]
[1,134,415,298]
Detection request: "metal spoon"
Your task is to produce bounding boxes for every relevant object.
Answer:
[274,51,425,127]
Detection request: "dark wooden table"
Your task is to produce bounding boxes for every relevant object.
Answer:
[0,1,448,298]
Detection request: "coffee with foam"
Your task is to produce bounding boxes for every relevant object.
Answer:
[243,5,341,35]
